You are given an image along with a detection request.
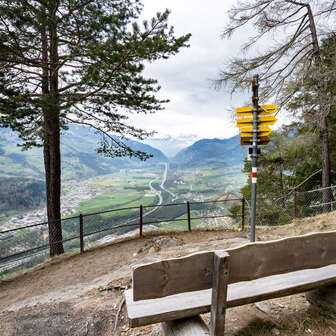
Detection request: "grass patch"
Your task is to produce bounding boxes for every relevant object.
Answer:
[100,195,157,218]
[233,307,336,336]
[77,191,140,214]
[159,210,202,230]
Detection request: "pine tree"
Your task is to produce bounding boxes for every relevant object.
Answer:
[218,1,336,211]
[0,0,190,256]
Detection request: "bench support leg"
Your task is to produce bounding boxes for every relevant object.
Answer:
[306,285,336,312]
[210,251,229,336]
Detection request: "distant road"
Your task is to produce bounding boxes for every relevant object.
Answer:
[160,162,176,201]
[123,162,169,224]
[97,162,171,245]
[0,163,171,273]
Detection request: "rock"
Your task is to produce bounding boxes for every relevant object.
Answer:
[137,236,185,254]
[148,247,156,254]
[255,301,272,314]
[271,327,280,335]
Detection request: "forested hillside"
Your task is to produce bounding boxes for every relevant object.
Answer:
[0,178,45,213]
[0,125,168,181]
[0,125,168,212]
[172,135,245,168]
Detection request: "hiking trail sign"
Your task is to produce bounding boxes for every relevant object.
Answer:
[236,105,278,145]
[234,76,278,243]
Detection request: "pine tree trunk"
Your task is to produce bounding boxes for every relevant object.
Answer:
[42,1,64,256]
[321,117,332,212]
[279,161,285,208]
[307,4,332,212]
[44,114,63,256]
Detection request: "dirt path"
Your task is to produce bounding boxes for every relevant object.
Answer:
[1,212,336,335]
[0,230,242,312]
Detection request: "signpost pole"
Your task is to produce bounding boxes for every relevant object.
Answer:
[235,78,277,240]
[250,75,259,242]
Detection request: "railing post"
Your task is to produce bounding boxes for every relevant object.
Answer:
[187,201,191,231]
[241,198,245,231]
[79,214,84,253]
[139,205,143,237]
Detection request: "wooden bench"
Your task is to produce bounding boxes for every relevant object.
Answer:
[125,231,336,335]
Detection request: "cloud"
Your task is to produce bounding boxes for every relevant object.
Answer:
[129,0,286,140]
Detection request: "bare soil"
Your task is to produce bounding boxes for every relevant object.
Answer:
[1,212,336,336]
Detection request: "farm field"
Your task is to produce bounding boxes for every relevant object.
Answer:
[74,168,161,215]
[167,163,246,202]
[0,162,246,277]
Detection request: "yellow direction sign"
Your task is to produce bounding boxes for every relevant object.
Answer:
[236,104,278,116]
[236,106,254,114]
[240,126,271,134]
[241,131,271,137]
[236,115,277,127]
[240,136,270,146]
[260,104,278,114]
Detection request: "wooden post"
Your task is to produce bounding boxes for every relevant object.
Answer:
[187,202,191,232]
[210,251,229,336]
[139,205,143,237]
[241,198,245,231]
[79,213,84,253]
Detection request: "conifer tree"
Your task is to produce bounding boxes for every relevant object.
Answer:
[0,0,190,256]
[218,0,336,211]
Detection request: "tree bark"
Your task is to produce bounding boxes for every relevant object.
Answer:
[42,1,64,256]
[279,160,285,208]
[321,117,333,212]
[307,4,332,212]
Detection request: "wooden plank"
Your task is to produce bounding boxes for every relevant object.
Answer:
[132,231,336,301]
[161,316,209,336]
[132,250,214,301]
[126,264,336,327]
[227,230,336,283]
[210,251,229,336]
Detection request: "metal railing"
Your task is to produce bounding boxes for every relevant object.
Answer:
[247,185,336,227]
[0,198,245,275]
[2,185,334,276]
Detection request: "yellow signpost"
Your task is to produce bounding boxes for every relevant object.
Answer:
[234,76,278,243]
[236,115,277,127]
[240,136,270,146]
[235,104,278,146]
[236,104,278,116]
[240,126,272,136]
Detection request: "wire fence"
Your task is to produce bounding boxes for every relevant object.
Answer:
[0,198,245,277]
[1,185,335,278]
[249,185,336,227]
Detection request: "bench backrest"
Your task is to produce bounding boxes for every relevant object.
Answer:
[133,230,336,301]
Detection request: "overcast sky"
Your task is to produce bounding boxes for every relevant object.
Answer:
[127,0,290,142]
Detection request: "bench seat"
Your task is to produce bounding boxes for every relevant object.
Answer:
[126,264,336,327]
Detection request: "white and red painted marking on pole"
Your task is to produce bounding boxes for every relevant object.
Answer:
[251,167,257,183]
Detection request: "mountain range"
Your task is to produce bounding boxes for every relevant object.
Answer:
[0,125,246,212]
[143,134,199,158]
[171,135,245,168]
[0,125,246,181]
[0,125,167,181]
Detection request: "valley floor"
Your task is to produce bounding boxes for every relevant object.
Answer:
[1,212,336,335]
